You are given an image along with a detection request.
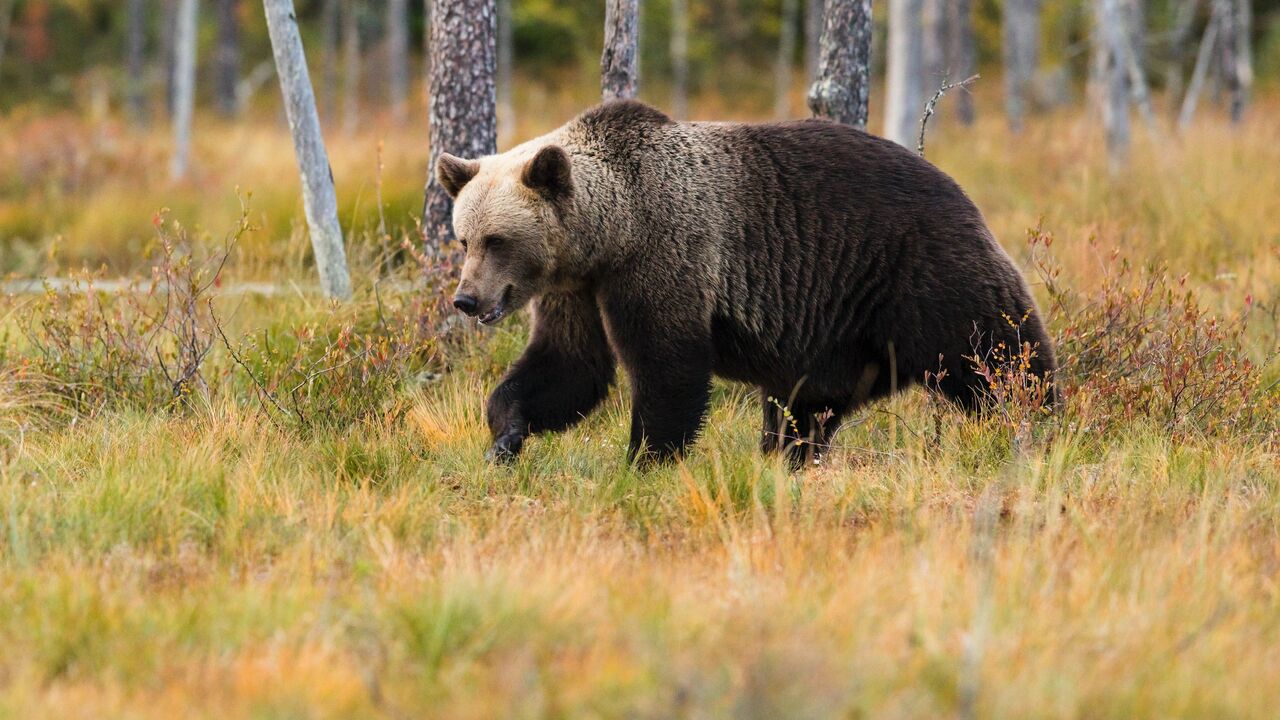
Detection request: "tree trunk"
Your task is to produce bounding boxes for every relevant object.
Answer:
[601,0,640,101]
[215,0,242,117]
[884,0,924,148]
[497,0,513,142]
[774,0,799,118]
[946,0,976,124]
[162,0,179,117]
[170,0,198,180]
[342,1,361,136]
[1002,0,1040,133]
[263,0,353,300]
[921,0,945,88]
[670,0,689,117]
[424,0,497,249]
[1165,0,1198,113]
[806,0,872,129]
[125,0,149,124]
[1178,0,1220,130]
[1234,0,1252,113]
[804,0,823,85]
[387,0,410,123]
[320,0,339,121]
[1219,0,1246,122]
[1096,0,1130,171]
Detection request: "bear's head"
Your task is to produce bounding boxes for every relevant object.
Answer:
[437,145,574,325]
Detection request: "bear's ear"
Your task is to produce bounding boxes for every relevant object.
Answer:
[436,153,480,198]
[521,145,574,201]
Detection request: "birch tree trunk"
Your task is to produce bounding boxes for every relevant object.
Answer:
[601,0,640,101]
[774,0,799,118]
[125,0,149,124]
[1096,0,1130,171]
[215,0,242,117]
[320,0,339,122]
[424,0,497,249]
[884,0,924,148]
[497,0,514,142]
[670,0,689,118]
[1177,1,1219,131]
[1234,0,1252,113]
[806,0,873,129]
[804,0,823,85]
[946,0,976,124]
[169,0,198,180]
[342,1,361,136]
[387,0,410,123]
[1219,0,1248,122]
[1165,0,1198,112]
[1002,0,1040,133]
[263,0,353,300]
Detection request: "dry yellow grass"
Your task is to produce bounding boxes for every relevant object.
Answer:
[1,87,1278,718]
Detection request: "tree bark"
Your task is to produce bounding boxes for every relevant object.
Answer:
[884,0,924,147]
[774,0,799,118]
[1096,0,1130,171]
[497,0,514,142]
[342,0,361,136]
[601,0,640,101]
[320,0,339,121]
[387,0,410,123]
[170,0,198,180]
[946,0,976,124]
[263,0,353,300]
[125,0,149,124]
[670,0,689,118]
[804,0,823,85]
[424,0,497,249]
[1219,0,1247,122]
[1002,0,1040,133]
[1178,0,1220,130]
[806,0,872,129]
[215,0,242,117]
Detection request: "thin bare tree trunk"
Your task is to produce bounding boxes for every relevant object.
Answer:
[215,0,242,117]
[884,0,924,147]
[601,0,640,100]
[387,0,410,123]
[342,1,361,136]
[424,0,497,249]
[1235,0,1252,111]
[804,0,823,85]
[946,0,976,124]
[1178,2,1220,130]
[126,0,149,124]
[162,0,179,117]
[320,0,339,121]
[1218,0,1245,122]
[170,0,198,180]
[1002,0,1040,133]
[1165,0,1198,112]
[497,0,513,142]
[1097,0,1130,171]
[774,0,799,118]
[670,0,689,118]
[263,0,353,300]
[807,0,873,129]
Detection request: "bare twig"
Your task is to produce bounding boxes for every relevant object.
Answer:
[210,300,291,426]
[917,73,980,157]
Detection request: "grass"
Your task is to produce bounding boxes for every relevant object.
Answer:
[1,86,1278,718]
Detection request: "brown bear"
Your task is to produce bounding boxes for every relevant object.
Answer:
[436,100,1055,466]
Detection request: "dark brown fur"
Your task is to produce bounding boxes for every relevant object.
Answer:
[440,100,1056,465]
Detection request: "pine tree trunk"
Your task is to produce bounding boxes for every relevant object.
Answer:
[884,0,924,147]
[424,0,497,249]
[342,1,361,136]
[946,0,976,124]
[126,0,149,124]
[215,0,242,117]
[1096,0,1130,171]
[497,0,514,142]
[804,0,823,85]
[601,0,640,101]
[806,0,872,129]
[774,0,799,118]
[263,0,353,300]
[170,0,198,180]
[387,0,410,123]
[670,0,689,117]
[1002,0,1040,133]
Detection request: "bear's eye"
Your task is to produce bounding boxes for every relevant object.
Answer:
[484,235,505,250]
[460,238,469,251]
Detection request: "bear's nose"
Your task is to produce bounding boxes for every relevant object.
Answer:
[453,294,479,316]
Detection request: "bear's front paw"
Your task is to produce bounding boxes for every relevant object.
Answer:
[485,431,525,464]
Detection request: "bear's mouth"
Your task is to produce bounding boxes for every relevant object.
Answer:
[477,285,513,325]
